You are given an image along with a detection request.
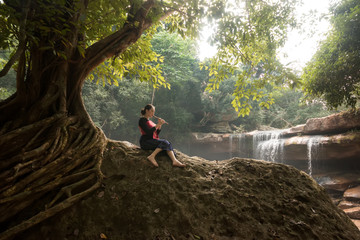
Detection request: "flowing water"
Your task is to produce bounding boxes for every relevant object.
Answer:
[229,133,247,158]
[229,130,323,175]
[229,134,233,159]
[307,136,322,176]
[252,130,285,162]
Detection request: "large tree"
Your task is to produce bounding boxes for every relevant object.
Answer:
[0,0,298,238]
[302,0,360,109]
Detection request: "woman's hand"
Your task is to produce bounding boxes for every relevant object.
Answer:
[155,118,164,129]
[158,118,166,125]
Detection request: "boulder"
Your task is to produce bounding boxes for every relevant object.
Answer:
[281,124,305,137]
[338,201,360,210]
[191,132,228,143]
[303,109,360,135]
[18,140,360,240]
[344,185,360,202]
[282,132,360,161]
[352,219,360,230]
[319,173,360,192]
[344,207,360,220]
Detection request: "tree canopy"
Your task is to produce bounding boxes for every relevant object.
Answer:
[0,0,300,116]
[0,0,301,238]
[302,0,360,109]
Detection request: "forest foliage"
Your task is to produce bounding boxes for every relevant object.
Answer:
[0,0,358,238]
[0,0,301,114]
[302,0,360,109]
[0,0,357,149]
[0,29,338,151]
[82,31,335,151]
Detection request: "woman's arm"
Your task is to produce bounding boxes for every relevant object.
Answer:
[139,118,156,135]
[139,118,164,134]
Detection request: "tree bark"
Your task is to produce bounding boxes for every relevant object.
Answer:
[0,0,162,239]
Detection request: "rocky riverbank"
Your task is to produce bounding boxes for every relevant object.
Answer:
[189,109,360,228]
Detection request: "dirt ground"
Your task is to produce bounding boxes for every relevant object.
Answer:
[19,140,360,240]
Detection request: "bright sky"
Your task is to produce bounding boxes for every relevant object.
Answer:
[198,0,333,71]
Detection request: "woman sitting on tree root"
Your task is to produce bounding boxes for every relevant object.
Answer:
[138,104,186,168]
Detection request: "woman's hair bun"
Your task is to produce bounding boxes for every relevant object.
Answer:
[140,104,154,115]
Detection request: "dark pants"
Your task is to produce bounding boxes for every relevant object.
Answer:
[139,138,174,152]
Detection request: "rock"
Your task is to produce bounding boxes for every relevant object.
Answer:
[19,140,360,240]
[317,173,360,192]
[265,132,360,163]
[280,132,360,162]
[281,124,305,137]
[352,219,360,230]
[344,207,360,220]
[192,129,360,164]
[323,133,360,160]
[303,109,360,135]
[344,185,360,202]
[338,201,360,210]
[191,132,228,143]
[191,109,360,164]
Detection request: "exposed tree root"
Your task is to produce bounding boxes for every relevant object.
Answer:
[0,180,101,240]
[0,114,107,240]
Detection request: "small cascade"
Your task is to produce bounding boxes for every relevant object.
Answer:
[228,130,324,171]
[253,130,285,162]
[238,133,247,156]
[229,134,233,159]
[307,136,322,176]
[229,133,247,158]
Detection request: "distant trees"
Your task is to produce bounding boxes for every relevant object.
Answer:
[149,31,203,143]
[82,31,203,145]
[82,79,152,142]
[80,30,337,143]
[302,0,360,109]
[261,89,336,129]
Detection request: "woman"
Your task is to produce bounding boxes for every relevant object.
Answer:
[138,104,186,168]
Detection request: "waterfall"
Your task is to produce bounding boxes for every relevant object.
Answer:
[253,130,285,162]
[307,136,322,176]
[229,134,233,159]
[229,131,323,172]
[229,133,247,158]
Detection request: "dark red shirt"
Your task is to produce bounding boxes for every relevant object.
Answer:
[138,117,160,140]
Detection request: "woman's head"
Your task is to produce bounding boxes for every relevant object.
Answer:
[140,104,155,116]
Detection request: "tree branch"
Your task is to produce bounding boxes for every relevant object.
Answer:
[82,0,161,74]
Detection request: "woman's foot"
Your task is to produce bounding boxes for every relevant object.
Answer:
[173,159,186,168]
[147,156,159,167]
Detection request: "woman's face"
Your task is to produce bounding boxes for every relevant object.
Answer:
[147,107,155,117]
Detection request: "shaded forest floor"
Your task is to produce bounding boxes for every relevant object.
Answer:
[19,140,360,240]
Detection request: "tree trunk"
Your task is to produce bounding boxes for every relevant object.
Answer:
[0,0,159,238]
[0,51,108,239]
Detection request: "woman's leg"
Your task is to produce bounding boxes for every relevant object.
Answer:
[167,150,186,167]
[147,148,162,167]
